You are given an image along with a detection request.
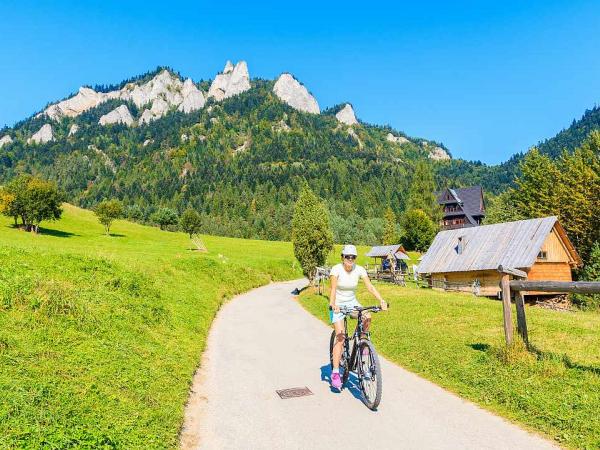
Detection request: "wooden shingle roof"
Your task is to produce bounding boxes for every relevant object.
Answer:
[417,217,581,274]
[366,244,409,259]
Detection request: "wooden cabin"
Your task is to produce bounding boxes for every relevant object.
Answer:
[417,217,581,296]
[436,186,485,230]
[365,244,410,284]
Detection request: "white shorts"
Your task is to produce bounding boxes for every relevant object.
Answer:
[330,300,362,324]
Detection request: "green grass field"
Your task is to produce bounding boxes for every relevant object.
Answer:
[0,204,301,449]
[300,282,600,449]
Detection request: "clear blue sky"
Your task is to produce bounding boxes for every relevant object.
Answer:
[1,0,600,164]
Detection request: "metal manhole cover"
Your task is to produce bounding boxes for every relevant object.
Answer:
[276,387,313,399]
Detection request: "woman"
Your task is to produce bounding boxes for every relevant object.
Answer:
[329,244,387,390]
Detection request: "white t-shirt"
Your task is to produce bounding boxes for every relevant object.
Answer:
[330,263,368,304]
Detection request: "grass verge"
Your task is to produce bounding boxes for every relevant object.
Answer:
[0,204,300,448]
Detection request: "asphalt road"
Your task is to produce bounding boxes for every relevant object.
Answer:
[180,279,558,450]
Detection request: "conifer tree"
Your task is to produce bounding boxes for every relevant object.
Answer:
[383,207,398,245]
[406,160,441,225]
[572,242,600,309]
[291,185,333,281]
[512,148,560,219]
[401,209,436,252]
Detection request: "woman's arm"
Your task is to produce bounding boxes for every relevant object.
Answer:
[362,275,388,310]
[329,275,340,313]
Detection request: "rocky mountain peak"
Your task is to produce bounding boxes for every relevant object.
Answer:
[208,60,251,101]
[428,146,451,160]
[27,124,53,144]
[273,73,320,114]
[335,103,358,125]
[99,105,134,126]
[0,135,13,148]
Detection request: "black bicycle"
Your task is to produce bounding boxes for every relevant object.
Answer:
[329,305,385,410]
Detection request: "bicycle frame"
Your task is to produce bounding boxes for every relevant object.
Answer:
[340,309,370,373]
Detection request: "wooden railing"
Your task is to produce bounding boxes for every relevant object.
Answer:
[497,265,600,347]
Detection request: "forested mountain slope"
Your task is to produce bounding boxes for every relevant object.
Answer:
[537,106,600,158]
[0,64,510,242]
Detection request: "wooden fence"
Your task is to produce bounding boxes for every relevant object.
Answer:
[497,265,600,347]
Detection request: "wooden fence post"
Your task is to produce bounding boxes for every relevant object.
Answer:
[514,290,529,346]
[500,274,514,346]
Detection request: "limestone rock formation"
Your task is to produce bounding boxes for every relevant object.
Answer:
[139,98,170,124]
[273,74,320,114]
[386,133,409,145]
[0,135,13,148]
[335,104,358,125]
[178,79,205,113]
[28,124,53,144]
[428,146,451,160]
[99,105,134,126]
[42,87,114,120]
[122,70,183,108]
[208,61,251,101]
[42,69,206,124]
[68,124,79,136]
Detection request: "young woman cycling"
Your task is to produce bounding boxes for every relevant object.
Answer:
[329,244,387,390]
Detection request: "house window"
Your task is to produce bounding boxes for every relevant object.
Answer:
[538,250,548,260]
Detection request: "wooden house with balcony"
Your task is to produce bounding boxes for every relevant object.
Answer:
[437,186,485,230]
[417,216,581,296]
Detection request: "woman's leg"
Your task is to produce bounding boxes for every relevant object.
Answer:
[331,320,345,370]
[361,313,372,337]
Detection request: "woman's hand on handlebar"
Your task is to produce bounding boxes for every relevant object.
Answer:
[380,300,389,311]
[330,303,340,313]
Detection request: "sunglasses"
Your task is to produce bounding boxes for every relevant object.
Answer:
[343,255,356,260]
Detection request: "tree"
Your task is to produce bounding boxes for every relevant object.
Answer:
[512,148,560,219]
[180,208,202,238]
[291,185,333,281]
[151,208,179,231]
[484,191,524,224]
[22,178,64,233]
[572,242,600,310]
[126,205,144,222]
[0,174,63,232]
[94,199,123,235]
[401,209,437,252]
[406,160,441,224]
[509,136,600,262]
[382,207,398,245]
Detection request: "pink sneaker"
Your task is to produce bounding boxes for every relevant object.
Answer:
[331,372,342,389]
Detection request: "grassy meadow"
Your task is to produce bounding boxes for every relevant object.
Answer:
[0,204,301,448]
[301,282,600,449]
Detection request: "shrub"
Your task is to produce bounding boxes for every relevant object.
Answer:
[151,208,179,231]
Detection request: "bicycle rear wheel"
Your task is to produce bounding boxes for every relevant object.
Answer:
[357,339,382,410]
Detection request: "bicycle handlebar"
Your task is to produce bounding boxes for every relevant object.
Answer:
[329,303,389,314]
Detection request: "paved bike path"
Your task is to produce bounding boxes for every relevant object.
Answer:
[180,280,558,450]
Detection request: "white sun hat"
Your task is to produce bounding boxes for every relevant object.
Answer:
[341,244,358,256]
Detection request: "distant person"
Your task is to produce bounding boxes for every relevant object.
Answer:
[329,244,387,390]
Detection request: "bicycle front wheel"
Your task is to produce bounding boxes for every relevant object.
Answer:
[357,339,382,410]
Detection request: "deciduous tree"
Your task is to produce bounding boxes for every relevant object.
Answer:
[94,199,123,235]
[180,208,202,238]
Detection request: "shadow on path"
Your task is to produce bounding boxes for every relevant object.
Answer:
[320,364,365,404]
